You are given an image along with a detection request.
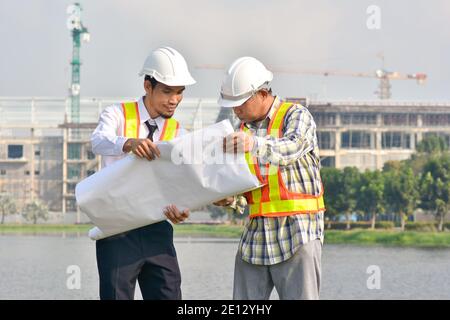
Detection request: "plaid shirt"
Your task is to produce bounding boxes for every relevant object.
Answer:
[235,96,325,266]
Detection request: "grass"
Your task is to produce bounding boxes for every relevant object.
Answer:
[0,224,92,234]
[0,223,244,238]
[1,224,450,248]
[324,229,450,248]
[173,223,244,238]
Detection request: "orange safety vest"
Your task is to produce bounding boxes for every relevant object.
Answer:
[241,102,325,217]
[121,101,179,140]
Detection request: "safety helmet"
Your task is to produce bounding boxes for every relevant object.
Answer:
[218,56,273,108]
[139,46,196,86]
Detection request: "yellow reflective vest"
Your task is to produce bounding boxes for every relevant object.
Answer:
[121,101,179,141]
[241,102,325,217]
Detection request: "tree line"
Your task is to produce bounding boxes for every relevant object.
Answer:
[2,136,449,229]
[0,196,49,225]
[321,135,450,231]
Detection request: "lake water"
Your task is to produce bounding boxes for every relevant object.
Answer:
[1,235,449,300]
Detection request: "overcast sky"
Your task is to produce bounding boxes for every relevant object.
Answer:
[0,0,449,101]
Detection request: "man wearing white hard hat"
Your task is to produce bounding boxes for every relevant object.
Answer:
[91,47,195,300]
[215,57,325,300]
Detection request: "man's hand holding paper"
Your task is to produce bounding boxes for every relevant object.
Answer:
[76,120,260,240]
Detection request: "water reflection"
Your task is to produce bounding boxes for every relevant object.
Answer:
[0,236,449,299]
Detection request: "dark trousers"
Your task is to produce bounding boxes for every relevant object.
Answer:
[96,221,182,300]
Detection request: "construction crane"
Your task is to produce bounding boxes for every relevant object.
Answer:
[196,55,427,100]
[66,3,90,124]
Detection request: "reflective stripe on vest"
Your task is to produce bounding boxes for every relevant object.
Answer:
[241,102,325,217]
[121,101,179,141]
[159,117,179,141]
[122,102,140,138]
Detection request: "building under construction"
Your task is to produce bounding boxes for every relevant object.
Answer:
[290,98,450,170]
[1,96,450,213]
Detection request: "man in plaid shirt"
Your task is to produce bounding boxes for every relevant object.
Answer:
[214,57,325,300]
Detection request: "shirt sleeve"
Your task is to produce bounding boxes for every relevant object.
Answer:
[252,105,317,167]
[91,105,128,156]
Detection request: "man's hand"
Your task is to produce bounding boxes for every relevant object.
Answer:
[123,138,161,161]
[223,132,255,154]
[164,204,190,224]
[213,197,234,207]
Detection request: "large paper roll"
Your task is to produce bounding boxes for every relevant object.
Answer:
[75,120,260,240]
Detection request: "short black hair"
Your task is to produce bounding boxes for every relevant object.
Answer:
[144,75,159,89]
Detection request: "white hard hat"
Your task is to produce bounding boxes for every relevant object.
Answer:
[139,46,196,86]
[218,56,273,108]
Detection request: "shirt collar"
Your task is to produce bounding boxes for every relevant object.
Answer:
[266,96,282,120]
[138,96,165,129]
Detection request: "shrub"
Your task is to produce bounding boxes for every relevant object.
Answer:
[374,221,395,229]
[325,221,372,230]
[405,222,438,232]
[350,221,372,229]
[325,221,395,230]
[324,222,346,230]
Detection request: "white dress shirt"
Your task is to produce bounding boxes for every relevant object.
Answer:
[91,96,186,168]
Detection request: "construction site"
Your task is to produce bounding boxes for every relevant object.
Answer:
[3,95,450,215]
[1,3,449,217]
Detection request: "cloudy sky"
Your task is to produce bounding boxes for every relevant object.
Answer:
[0,0,449,101]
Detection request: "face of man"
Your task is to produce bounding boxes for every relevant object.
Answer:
[232,91,267,123]
[145,81,185,119]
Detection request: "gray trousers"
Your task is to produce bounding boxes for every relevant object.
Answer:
[233,239,322,300]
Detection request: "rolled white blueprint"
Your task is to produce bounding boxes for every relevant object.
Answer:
[75,120,260,240]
